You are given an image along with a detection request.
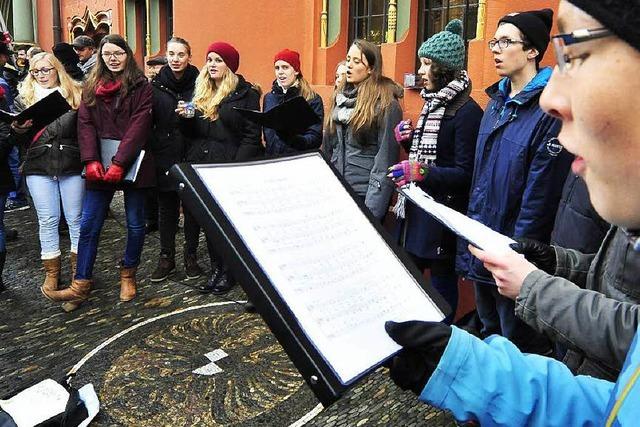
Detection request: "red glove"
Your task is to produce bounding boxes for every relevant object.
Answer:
[103,163,125,184]
[85,161,105,182]
[387,160,428,187]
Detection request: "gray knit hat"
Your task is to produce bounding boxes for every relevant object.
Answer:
[417,19,465,70]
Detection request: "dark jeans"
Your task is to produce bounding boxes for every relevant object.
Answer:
[474,283,552,355]
[0,193,7,251]
[75,188,146,280]
[8,146,25,202]
[157,190,200,258]
[410,254,458,324]
[145,187,158,225]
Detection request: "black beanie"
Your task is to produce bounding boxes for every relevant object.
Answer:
[567,0,640,53]
[53,42,79,66]
[499,8,554,63]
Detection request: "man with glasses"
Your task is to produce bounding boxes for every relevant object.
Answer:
[456,8,572,356]
[72,35,97,76]
[385,1,640,424]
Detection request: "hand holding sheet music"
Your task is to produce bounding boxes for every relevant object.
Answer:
[0,91,71,130]
[234,96,320,134]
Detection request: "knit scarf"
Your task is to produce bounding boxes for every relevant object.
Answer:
[96,80,122,99]
[332,84,358,125]
[393,71,470,218]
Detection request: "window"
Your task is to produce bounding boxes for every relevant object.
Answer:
[350,0,388,45]
[418,0,479,63]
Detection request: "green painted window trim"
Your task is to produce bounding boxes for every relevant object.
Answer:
[150,0,160,54]
[396,0,410,42]
[125,0,136,52]
[328,0,341,46]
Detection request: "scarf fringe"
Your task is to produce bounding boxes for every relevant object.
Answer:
[392,193,406,219]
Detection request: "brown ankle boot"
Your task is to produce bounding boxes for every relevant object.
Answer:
[70,252,77,279]
[41,257,61,293]
[42,278,91,306]
[120,266,137,302]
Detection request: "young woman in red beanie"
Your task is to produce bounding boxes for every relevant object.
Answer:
[323,39,403,221]
[44,34,154,311]
[263,49,323,156]
[177,41,262,295]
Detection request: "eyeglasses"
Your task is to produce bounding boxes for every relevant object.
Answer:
[552,27,613,73]
[101,51,126,59]
[488,38,525,51]
[29,67,54,77]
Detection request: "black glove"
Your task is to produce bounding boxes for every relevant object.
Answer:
[509,238,556,274]
[384,320,451,395]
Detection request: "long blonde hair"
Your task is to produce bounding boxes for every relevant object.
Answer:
[297,76,317,103]
[325,39,402,134]
[192,65,239,121]
[19,52,82,109]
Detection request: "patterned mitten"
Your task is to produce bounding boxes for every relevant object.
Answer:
[388,160,428,187]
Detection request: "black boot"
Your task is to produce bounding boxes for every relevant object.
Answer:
[0,251,6,292]
[196,262,222,294]
[210,270,234,295]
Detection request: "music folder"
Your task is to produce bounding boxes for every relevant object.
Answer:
[0,91,71,130]
[169,152,448,406]
[234,96,320,134]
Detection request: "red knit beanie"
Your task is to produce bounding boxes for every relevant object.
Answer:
[206,41,239,73]
[274,49,301,74]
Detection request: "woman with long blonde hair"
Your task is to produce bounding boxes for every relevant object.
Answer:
[11,51,84,297]
[263,49,323,156]
[323,39,403,221]
[178,41,262,294]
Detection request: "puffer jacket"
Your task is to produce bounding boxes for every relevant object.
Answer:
[181,75,263,164]
[263,80,323,156]
[13,95,82,177]
[322,86,402,220]
[149,64,199,191]
[456,67,572,284]
[516,226,640,381]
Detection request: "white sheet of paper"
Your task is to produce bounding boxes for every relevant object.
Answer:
[194,154,444,384]
[400,184,516,252]
[0,379,69,427]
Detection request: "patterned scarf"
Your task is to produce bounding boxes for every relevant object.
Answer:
[394,71,470,218]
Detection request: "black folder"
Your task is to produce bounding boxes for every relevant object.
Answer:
[234,96,321,134]
[0,91,72,130]
[169,152,449,406]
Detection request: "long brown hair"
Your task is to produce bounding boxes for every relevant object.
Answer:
[325,39,402,134]
[83,34,145,106]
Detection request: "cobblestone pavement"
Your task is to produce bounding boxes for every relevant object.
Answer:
[0,195,455,426]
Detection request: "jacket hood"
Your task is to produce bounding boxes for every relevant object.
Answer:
[153,64,199,95]
[487,66,552,105]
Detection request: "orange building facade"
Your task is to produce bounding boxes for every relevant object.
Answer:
[27,0,558,119]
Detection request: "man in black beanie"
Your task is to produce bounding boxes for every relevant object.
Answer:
[385,1,640,425]
[456,7,571,356]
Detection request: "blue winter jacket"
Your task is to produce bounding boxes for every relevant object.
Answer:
[456,68,572,284]
[263,80,323,157]
[420,325,640,426]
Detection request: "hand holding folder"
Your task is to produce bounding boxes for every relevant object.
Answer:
[1,91,71,131]
[234,96,320,135]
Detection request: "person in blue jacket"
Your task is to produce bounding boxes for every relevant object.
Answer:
[385,0,640,424]
[455,8,572,353]
[263,49,323,157]
[388,19,482,324]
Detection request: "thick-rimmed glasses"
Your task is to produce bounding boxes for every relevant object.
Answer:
[29,67,54,77]
[101,51,126,59]
[488,38,525,51]
[552,27,613,73]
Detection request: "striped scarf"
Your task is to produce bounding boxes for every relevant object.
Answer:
[394,71,470,218]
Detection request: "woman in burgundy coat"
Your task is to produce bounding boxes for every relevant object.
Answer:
[45,34,154,311]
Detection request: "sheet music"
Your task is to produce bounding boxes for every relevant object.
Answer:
[401,184,516,252]
[194,155,443,384]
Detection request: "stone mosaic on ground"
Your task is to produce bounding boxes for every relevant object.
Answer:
[0,195,455,426]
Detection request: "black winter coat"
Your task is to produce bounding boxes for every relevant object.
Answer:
[263,80,323,156]
[13,95,82,177]
[182,75,263,163]
[0,96,13,195]
[551,174,609,253]
[398,89,483,260]
[149,64,199,191]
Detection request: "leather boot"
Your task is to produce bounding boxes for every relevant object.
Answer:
[70,252,77,279]
[42,278,91,310]
[0,251,6,292]
[120,266,137,302]
[41,256,61,293]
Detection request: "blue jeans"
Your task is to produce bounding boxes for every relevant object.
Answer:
[26,175,85,259]
[75,189,146,280]
[474,283,552,355]
[8,146,25,202]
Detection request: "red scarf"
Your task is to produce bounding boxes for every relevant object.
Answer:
[96,80,122,98]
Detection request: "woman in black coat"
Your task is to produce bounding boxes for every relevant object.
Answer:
[389,20,483,323]
[263,49,323,156]
[178,41,262,295]
[0,91,13,292]
[148,37,200,283]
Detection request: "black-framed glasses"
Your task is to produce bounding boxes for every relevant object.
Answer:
[101,51,126,59]
[29,67,54,77]
[552,27,613,73]
[488,38,525,51]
